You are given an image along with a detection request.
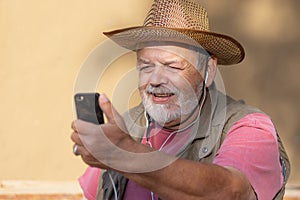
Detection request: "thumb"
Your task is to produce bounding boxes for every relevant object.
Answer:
[99,93,121,124]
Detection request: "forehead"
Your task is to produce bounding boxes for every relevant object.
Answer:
[137,45,199,65]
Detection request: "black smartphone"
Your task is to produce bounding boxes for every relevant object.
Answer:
[74,93,104,125]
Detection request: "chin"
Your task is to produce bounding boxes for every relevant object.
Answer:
[144,102,181,124]
[141,90,199,124]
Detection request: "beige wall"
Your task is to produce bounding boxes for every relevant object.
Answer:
[0,0,152,181]
[1,0,299,185]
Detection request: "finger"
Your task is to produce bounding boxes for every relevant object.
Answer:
[75,145,99,166]
[72,119,100,136]
[99,93,121,124]
[71,121,77,132]
[70,131,84,146]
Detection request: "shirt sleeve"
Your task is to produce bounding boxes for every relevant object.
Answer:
[78,166,100,200]
[213,113,283,200]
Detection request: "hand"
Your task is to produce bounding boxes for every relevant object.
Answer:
[71,93,133,170]
[71,94,176,173]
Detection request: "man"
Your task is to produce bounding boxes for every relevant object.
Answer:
[71,0,290,199]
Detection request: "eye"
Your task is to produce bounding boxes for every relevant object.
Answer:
[137,65,154,73]
[166,65,183,72]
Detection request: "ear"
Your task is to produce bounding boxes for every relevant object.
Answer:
[205,56,217,87]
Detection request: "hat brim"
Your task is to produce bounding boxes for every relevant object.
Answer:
[103,26,245,65]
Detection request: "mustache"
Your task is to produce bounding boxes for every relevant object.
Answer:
[145,85,179,95]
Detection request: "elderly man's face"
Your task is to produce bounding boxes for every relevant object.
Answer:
[137,46,206,126]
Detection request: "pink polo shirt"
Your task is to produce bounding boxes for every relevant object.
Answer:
[79,113,283,200]
[213,113,283,200]
[78,167,100,200]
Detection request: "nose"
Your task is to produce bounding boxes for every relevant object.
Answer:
[148,66,168,87]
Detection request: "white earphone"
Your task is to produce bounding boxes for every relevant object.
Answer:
[204,71,209,85]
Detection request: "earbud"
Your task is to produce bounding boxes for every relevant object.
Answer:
[204,71,209,85]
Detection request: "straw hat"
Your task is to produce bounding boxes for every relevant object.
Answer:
[103,0,245,65]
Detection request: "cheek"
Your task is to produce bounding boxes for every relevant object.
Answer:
[138,76,148,94]
[138,72,149,86]
[171,71,203,97]
[174,71,200,87]
[183,69,203,88]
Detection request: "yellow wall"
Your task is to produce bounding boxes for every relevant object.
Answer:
[1,0,299,185]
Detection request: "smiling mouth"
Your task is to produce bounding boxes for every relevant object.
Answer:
[149,92,175,97]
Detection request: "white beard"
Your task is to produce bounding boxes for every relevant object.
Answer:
[141,85,200,124]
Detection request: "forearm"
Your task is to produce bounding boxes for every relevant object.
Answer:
[121,158,255,200]
[116,138,255,200]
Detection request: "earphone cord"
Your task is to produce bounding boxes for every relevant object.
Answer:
[108,171,118,200]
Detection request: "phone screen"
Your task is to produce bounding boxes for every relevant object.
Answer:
[74,93,104,124]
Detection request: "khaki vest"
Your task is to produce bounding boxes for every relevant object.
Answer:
[98,89,290,200]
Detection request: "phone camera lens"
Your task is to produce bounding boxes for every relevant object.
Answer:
[76,95,84,101]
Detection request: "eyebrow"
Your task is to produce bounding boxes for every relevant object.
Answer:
[137,57,179,65]
[161,60,178,66]
[137,57,150,64]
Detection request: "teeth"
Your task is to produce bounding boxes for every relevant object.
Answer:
[153,93,172,97]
